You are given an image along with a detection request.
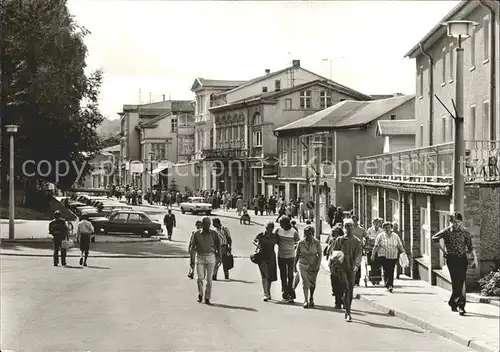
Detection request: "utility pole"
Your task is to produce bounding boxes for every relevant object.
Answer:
[312,139,324,240]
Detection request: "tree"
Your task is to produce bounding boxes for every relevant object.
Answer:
[0,0,104,197]
[100,134,121,149]
[169,178,178,192]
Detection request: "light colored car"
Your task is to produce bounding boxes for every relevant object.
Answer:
[180,197,212,215]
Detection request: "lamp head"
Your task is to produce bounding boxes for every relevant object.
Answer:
[5,125,19,133]
[442,20,478,38]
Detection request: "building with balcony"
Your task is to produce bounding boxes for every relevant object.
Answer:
[207,70,374,200]
[190,78,247,190]
[352,0,500,290]
[274,94,415,210]
[118,99,194,188]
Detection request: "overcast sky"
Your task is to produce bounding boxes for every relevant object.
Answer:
[67,0,460,120]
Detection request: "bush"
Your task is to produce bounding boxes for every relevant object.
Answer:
[478,269,500,297]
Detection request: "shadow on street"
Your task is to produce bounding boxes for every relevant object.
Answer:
[209,303,258,312]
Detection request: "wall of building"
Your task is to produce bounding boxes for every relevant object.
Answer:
[170,162,197,192]
[390,135,416,152]
[224,67,323,103]
[415,4,500,147]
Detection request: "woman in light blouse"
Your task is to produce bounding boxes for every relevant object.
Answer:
[294,225,322,308]
[370,221,405,293]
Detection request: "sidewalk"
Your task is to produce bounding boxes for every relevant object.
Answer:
[320,257,500,352]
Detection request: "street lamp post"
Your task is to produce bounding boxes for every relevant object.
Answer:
[149,151,154,203]
[5,125,19,239]
[443,20,477,214]
[312,139,324,240]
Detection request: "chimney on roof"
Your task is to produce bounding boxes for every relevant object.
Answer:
[265,69,271,75]
[162,94,165,101]
[292,60,300,68]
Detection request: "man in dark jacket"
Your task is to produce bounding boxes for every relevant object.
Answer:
[49,211,69,266]
[163,209,176,240]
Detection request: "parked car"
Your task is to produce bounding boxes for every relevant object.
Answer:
[90,210,163,237]
[180,197,212,215]
[81,205,132,219]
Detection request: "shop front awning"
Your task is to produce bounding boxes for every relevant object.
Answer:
[152,167,168,174]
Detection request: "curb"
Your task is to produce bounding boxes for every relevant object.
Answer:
[318,260,497,352]
[0,237,162,244]
[467,294,500,307]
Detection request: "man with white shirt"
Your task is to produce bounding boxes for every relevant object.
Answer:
[77,214,94,267]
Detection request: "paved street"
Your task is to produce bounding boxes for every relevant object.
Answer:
[1,255,471,352]
[1,210,472,351]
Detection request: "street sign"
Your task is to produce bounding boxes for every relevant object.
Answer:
[306,200,315,210]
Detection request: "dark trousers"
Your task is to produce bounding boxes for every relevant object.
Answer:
[278,257,295,299]
[53,238,67,265]
[166,226,173,239]
[331,274,345,307]
[447,255,468,309]
[355,268,361,285]
[380,257,397,289]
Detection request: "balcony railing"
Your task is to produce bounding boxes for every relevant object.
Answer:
[195,113,210,123]
[202,145,248,160]
[356,140,500,183]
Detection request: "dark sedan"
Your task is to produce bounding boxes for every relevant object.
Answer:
[90,210,163,237]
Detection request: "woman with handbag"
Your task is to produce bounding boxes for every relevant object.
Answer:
[371,221,406,293]
[212,218,233,280]
[294,225,322,308]
[253,221,279,301]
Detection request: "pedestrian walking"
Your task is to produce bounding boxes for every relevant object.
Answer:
[351,215,366,286]
[163,209,176,240]
[253,221,279,301]
[328,218,362,322]
[276,216,300,303]
[365,218,384,284]
[432,211,478,316]
[77,214,94,267]
[370,221,406,293]
[212,218,233,280]
[188,217,221,304]
[188,220,202,279]
[294,225,322,308]
[48,211,69,267]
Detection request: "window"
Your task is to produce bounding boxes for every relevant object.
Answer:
[442,47,447,84]
[449,116,454,141]
[483,100,490,140]
[291,138,297,166]
[483,16,490,62]
[390,114,396,120]
[441,116,447,143]
[171,118,177,132]
[419,66,424,97]
[470,29,476,68]
[151,143,165,160]
[419,124,424,146]
[253,131,262,147]
[252,112,262,125]
[391,199,400,224]
[299,90,311,109]
[285,99,292,110]
[179,135,194,155]
[319,91,332,109]
[262,86,268,93]
[301,137,308,166]
[470,105,476,139]
[112,213,129,221]
[275,80,281,91]
[127,213,143,222]
[280,139,288,166]
[209,129,214,148]
[371,195,378,220]
[420,207,430,257]
[449,43,454,81]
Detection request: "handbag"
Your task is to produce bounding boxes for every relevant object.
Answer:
[399,252,409,268]
[223,253,234,270]
[250,246,264,264]
[61,239,74,250]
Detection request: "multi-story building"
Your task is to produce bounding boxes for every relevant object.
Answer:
[205,60,373,200]
[274,95,415,210]
[190,78,247,190]
[79,144,121,189]
[351,0,500,290]
[118,99,194,188]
